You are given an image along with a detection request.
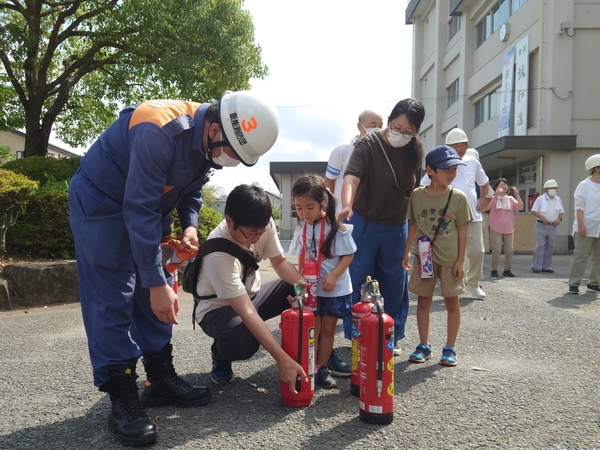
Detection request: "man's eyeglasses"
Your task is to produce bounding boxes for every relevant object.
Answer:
[236,222,272,239]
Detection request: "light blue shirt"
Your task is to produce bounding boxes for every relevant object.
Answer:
[289,220,356,297]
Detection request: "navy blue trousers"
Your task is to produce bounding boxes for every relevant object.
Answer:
[69,173,172,387]
[342,213,409,344]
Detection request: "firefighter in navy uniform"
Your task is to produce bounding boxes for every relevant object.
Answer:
[68,91,279,446]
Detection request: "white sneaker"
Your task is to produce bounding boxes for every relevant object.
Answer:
[467,286,486,299]
[393,341,402,356]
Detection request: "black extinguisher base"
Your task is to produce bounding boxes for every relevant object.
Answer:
[359,410,394,425]
[350,384,360,397]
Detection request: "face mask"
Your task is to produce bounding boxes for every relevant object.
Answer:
[387,129,413,148]
[207,131,241,168]
[547,189,557,197]
[361,124,379,135]
[212,151,240,167]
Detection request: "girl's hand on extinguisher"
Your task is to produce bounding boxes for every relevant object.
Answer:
[279,356,308,394]
[286,294,297,306]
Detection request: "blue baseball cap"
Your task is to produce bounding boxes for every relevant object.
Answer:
[425,145,466,169]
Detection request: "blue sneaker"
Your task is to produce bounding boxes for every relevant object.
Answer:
[439,346,457,366]
[315,366,337,389]
[211,352,234,385]
[327,349,350,378]
[409,343,432,363]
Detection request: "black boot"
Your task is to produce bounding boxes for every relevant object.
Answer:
[99,367,157,447]
[140,343,211,408]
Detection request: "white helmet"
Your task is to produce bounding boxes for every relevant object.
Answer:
[446,128,469,145]
[543,179,558,189]
[465,148,480,161]
[218,91,280,167]
[585,154,600,171]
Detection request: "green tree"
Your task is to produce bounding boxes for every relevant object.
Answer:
[271,203,280,220]
[0,0,267,157]
[0,169,38,252]
[0,144,13,164]
[202,184,226,207]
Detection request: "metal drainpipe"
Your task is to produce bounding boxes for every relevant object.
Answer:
[537,0,546,135]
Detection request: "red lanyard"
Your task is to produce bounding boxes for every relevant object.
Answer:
[300,217,326,274]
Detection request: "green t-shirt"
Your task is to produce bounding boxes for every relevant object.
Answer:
[407,186,473,267]
[345,131,422,226]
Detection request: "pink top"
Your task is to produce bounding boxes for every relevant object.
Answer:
[488,196,519,234]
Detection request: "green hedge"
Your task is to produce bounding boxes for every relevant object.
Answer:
[2,156,81,186]
[4,153,223,258]
[7,188,74,258]
[8,189,223,258]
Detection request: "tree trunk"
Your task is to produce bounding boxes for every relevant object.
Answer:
[24,101,52,158]
[0,226,6,253]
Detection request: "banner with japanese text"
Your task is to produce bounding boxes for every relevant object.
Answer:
[514,36,529,135]
[498,47,515,137]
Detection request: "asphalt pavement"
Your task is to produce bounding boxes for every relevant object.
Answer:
[1,253,599,449]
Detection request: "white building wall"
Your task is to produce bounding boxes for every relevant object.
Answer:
[408,0,600,251]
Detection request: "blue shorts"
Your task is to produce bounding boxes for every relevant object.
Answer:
[315,294,352,319]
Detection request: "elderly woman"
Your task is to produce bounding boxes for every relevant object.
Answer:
[485,178,524,278]
[338,98,425,355]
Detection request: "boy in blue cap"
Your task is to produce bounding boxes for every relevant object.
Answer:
[402,145,473,366]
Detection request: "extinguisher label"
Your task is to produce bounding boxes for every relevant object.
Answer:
[386,341,394,352]
[386,358,394,372]
[368,405,383,413]
[351,339,359,371]
[308,326,315,385]
[387,383,394,397]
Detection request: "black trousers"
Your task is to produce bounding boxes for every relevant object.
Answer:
[199,280,295,362]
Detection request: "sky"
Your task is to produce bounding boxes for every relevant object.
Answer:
[54,0,415,196]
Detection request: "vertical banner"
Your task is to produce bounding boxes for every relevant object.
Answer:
[498,47,515,137]
[514,36,529,135]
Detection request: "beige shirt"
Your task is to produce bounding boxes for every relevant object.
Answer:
[194,218,283,323]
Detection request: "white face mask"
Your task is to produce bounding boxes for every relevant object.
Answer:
[209,131,241,167]
[387,129,413,148]
[212,151,241,167]
[547,189,557,197]
[361,124,379,135]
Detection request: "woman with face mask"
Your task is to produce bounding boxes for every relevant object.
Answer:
[530,180,565,274]
[484,178,524,278]
[337,98,425,356]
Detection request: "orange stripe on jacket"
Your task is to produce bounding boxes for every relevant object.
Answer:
[129,100,202,129]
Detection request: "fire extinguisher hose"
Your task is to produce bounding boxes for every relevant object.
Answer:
[296,295,303,393]
[375,300,383,397]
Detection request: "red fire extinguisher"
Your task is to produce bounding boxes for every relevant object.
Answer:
[280,284,315,407]
[351,276,377,396]
[302,260,319,312]
[172,269,179,294]
[359,297,394,425]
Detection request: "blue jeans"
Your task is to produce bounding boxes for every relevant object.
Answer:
[342,213,409,344]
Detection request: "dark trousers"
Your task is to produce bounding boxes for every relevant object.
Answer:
[199,280,295,362]
[69,172,173,387]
